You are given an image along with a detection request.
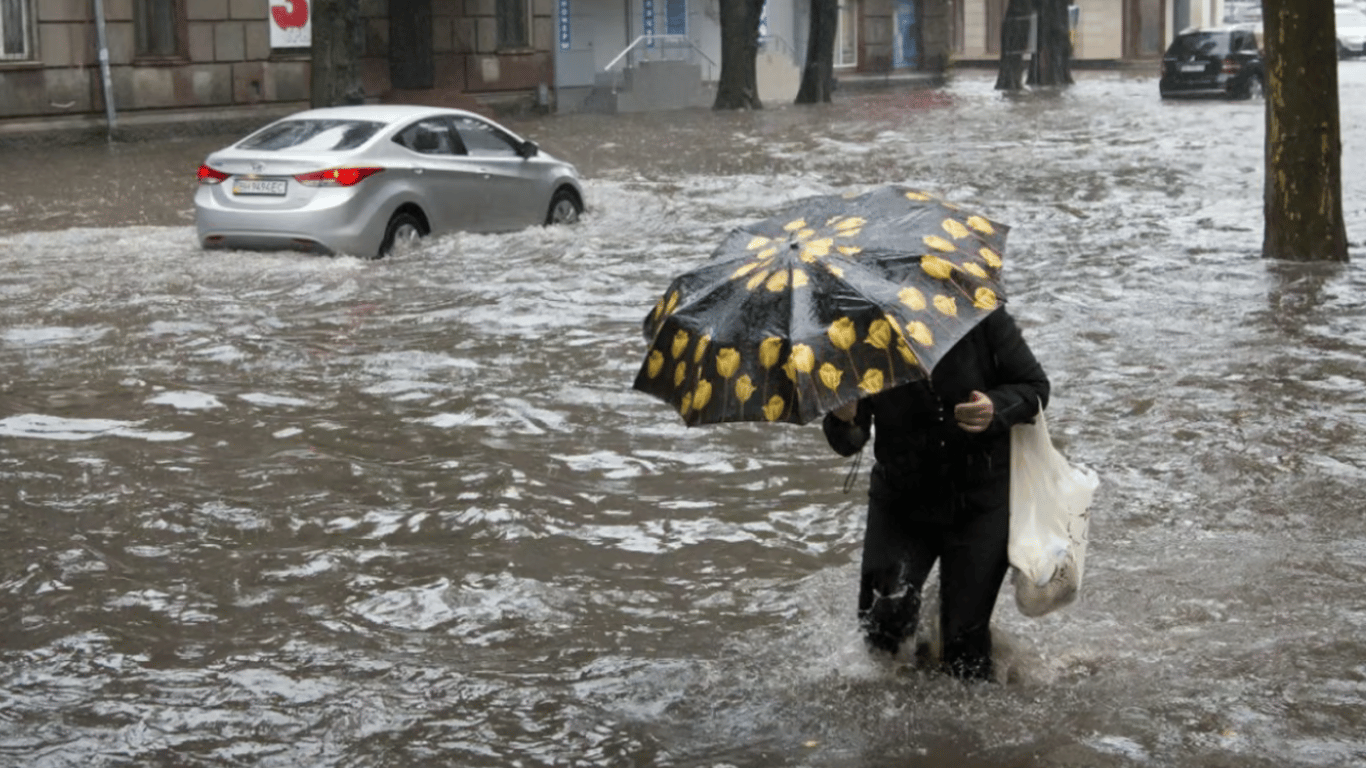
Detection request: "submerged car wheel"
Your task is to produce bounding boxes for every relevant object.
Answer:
[378,211,426,259]
[544,188,583,226]
[1235,75,1265,100]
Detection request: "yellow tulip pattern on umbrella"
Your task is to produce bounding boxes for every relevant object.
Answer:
[633,185,1008,426]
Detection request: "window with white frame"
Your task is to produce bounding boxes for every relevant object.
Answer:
[497,0,529,48]
[835,0,858,67]
[135,0,184,57]
[1,0,34,61]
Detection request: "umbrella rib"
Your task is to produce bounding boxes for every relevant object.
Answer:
[788,256,905,416]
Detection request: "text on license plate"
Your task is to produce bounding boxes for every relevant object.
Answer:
[233,179,287,196]
[1180,63,1206,72]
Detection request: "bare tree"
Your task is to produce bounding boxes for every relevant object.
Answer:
[997,0,1072,90]
[714,0,766,110]
[1263,0,1348,261]
[995,0,1033,91]
[311,0,363,108]
[795,0,838,104]
[1028,0,1073,86]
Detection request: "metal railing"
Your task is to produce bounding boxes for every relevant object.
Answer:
[603,34,718,81]
[758,34,797,60]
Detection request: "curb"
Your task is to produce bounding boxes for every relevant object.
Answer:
[0,102,308,150]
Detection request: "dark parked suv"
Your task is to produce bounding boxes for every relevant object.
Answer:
[1159,27,1265,100]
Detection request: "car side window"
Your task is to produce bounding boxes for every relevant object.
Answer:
[453,116,520,158]
[395,118,463,156]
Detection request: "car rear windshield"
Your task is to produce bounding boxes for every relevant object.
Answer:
[236,120,385,151]
[1169,32,1231,57]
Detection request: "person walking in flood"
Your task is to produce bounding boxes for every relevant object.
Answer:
[823,305,1050,682]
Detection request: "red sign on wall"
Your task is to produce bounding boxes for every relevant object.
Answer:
[269,0,311,48]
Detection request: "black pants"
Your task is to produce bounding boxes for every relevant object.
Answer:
[857,487,1010,681]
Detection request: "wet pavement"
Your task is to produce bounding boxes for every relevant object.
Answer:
[2,67,1366,767]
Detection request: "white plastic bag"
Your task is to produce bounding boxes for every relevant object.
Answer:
[1008,405,1099,618]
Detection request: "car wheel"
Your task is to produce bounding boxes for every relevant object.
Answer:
[544,188,583,226]
[378,211,425,259]
[1236,75,1264,100]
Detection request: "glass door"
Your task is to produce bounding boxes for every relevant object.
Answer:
[892,0,918,68]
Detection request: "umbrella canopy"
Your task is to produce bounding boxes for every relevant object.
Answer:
[633,185,1009,426]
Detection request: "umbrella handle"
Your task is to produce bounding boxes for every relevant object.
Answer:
[841,449,865,494]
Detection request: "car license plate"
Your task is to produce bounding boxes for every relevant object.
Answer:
[1180,63,1206,73]
[233,179,287,196]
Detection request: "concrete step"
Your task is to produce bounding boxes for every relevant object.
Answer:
[577,60,716,113]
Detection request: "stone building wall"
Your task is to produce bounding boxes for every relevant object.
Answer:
[957,0,1127,63]
[0,0,309,121]
[919,0,952,70]
[0,0,555,128]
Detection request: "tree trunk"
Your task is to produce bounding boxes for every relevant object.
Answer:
[1027,0,1073,86]
[1262,0,1348,262]
[994,0,1033,91]
[311,0,363,108]
[795,0,838,104]
[714,0,766,110]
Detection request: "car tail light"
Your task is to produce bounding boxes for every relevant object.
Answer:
[1222,58,1240,74]
[294,167,385,187]
[197,164,230,185]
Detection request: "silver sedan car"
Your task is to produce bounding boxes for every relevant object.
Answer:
[195,105,585,259]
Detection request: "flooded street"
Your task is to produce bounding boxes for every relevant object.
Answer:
[2,66,1366,767]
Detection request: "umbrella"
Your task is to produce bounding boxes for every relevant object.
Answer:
[632,185,1009,426]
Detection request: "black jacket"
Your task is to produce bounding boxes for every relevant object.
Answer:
[822,307,1050,517]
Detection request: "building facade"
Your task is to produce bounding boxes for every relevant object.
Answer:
[0,0,558,131]
[552,0,952,110]
[949,0,1227,64]
[0,0,1225,135]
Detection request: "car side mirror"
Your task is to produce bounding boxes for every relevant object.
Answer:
[518,140,539,159]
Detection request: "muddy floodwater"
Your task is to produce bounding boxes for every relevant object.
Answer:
[2,67,1366,767]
